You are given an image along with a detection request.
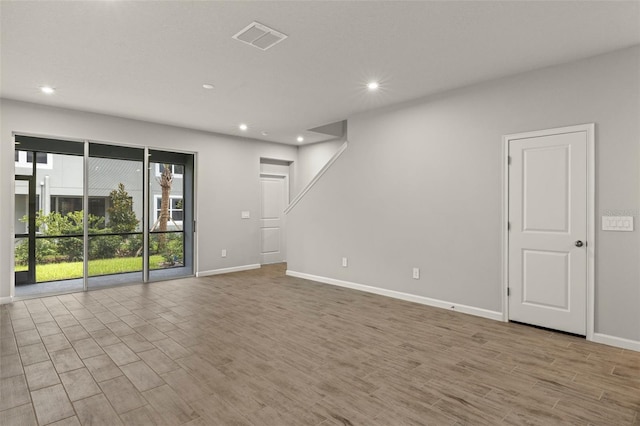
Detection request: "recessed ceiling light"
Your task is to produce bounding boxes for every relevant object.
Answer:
[239,123,248,131]
[40,86,55,94]
[367,81,379,91]
[297,136,304,143]
[202,84,214,90]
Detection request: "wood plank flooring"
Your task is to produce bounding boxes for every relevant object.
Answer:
[1,263,638,425]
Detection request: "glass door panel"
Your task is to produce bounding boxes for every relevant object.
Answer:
[87,156,144,289]
[15,151,85,298]
[148,155,192,281]
[34,154,85,286]
[14,177,34,285]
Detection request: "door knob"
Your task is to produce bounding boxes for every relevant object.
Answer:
[575,240,584,247]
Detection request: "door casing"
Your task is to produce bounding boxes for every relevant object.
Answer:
[501,123,595,340]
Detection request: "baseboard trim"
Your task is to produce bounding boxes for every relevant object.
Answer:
[592,333,640,352]
[197,264,260,277]
[286,270,503,322]
[0,296,14,305]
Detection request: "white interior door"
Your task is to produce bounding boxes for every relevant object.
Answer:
[260,176,287,264]
[508,127,589,335]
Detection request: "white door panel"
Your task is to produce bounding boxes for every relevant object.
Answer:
[522,249,569,310]
[260,176,287,264]
[522,145,570,233]
[261,228,280,253]
[508,129,588,335]
[261,179,283,219]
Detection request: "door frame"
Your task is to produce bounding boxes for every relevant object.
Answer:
[259,173,289,265]
[501,123,595,340]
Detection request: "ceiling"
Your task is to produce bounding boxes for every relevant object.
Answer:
[1,1,639,146]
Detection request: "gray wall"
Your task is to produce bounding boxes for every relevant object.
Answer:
[0,99,297,299]
[286,46,640,342]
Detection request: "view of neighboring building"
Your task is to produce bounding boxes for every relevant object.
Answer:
[14,152,183,234]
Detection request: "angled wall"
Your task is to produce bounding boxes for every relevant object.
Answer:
[295,139,345,196]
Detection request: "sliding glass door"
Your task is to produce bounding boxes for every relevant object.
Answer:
[14,136,195,298]
[34,152,85,288]
[87,144,145,289]
[14,138,86,297]
[148,149,194,281]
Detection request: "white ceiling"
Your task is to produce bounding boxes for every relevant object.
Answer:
[1,1,639,145]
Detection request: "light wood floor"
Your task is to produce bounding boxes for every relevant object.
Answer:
[1,263,638,425]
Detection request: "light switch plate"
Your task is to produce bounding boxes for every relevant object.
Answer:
[241,211,250,219]
[412,268,420,279]
[602,216,633,231]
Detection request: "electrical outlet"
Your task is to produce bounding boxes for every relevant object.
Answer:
[342,257,348,267]
[221,249,227,258]
[413,267,420,279]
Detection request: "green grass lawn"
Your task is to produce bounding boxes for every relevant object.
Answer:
[15,255,164,282]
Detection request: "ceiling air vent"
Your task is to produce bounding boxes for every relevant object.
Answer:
[232,21,287,51]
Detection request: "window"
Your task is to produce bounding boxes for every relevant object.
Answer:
[15,151,53,169]
[153,195,183,227]
[51,197,82,216]
[88,198,107,219]
[154,163,184,178]
[51,196,107,218]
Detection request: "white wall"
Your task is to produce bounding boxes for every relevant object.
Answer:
[295,138,344,195]
[0,99,297,300]
[286,46,640,343]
